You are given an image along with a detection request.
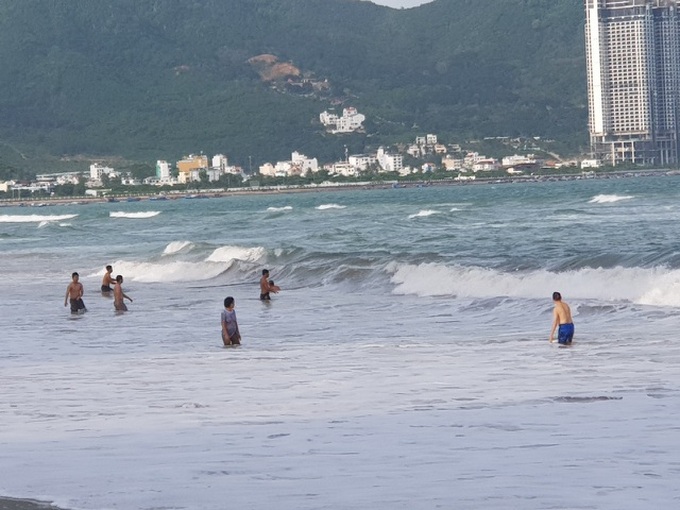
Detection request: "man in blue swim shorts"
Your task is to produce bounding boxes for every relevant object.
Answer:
[549,291,574,345]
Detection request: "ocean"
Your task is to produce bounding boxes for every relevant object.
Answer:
[1,177,679,509]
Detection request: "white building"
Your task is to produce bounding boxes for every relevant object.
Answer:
[320,107,365,133]
[581,159,602,169]
[348,154,377,171]
[291,151,319,173]
[376,147,404,173]
[211,154,228,172]
[90,163,115,181]
[501,154,536,167]
[330,162,360,177]
[472,159,499,172]
[156,160,172,182]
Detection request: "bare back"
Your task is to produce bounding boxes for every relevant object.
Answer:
[553,301,573,325]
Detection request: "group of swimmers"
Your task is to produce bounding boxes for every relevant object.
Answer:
[67,265,572,346]
[64,265,133,314]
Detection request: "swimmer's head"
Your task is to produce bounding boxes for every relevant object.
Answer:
[552,291,562,301]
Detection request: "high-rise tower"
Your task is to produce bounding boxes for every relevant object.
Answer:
[585,0,680,166]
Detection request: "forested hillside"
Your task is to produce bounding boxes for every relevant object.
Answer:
[0,0,586,170]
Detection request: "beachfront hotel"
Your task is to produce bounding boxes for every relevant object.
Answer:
[585,0,680,166]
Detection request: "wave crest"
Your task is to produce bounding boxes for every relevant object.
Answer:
[110,211,161,219]
[589,194,633,204]
[206,245,266,263]
[387,262,680,307]
[408,210,441,219]
[317,204,346,210]
[0,214,78,223]
[163,241,194,255]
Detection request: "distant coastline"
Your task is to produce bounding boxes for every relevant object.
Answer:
[0,168,675,208]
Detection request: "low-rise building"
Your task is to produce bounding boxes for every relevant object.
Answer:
[90,163,115,181]
[320,107,365,133]
[177,154,208,183]
[580,159,601,169]
[348,154,377,171]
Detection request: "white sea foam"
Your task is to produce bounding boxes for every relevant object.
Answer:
[387,262,680,307]
[206,245,266,263]
[316,204,346,210]
[408,209,440,219]
[266,206,293,212]
[109,211,161,219]
[589,194,633,204]
[109,259,229,282]
[0,214,77,223]
[162,240,194,255]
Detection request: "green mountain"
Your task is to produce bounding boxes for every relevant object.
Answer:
[0,0,586,171]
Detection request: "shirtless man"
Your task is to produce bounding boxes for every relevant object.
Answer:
[64,272,87,314]
[113,274,133,311]
[259,269,280,301]
[549,291,574,345]
[101,265,116,293]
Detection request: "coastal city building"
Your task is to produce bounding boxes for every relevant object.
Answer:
[259,152,319,178]
[176,154,208,183]
[585,0,680,165]
[156,160,172,182]
[89,163,116,181]
[319,107,366,133]
[376,147,404,173]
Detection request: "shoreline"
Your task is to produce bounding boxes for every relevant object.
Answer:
[0,497,64,510]
[0,168,675,208]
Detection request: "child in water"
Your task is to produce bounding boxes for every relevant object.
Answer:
[221,296,241,346]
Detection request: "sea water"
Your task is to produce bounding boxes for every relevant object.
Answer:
[1,177,679,510]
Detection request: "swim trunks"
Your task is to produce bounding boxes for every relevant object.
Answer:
[70,298,86,313]
[114,302,128,311]
[101,285,112,292]
[260,292,271,301]
[558,323,574,345]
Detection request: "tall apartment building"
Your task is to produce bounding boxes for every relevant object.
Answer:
[585,0,680,165]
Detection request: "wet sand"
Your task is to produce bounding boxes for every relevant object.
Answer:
[0,497,64,510]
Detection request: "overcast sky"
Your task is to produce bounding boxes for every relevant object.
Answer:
[367,0,434,8]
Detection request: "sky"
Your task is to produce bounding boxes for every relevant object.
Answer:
[367,0,434,8]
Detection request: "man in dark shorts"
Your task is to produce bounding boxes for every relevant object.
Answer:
[101,265,115,293]
[549,291,574,345]
[64,272,87,314]
[259,269,280,300]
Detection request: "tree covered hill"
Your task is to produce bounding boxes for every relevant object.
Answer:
[0,0,586,170]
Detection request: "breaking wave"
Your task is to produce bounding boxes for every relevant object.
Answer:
[589,194,633,204]
[317,204,346,210]
[0,214,78,223]
[163,241,194,255]
[408,210,441,219]
[386,262,680,307]
[110,211,161,219]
